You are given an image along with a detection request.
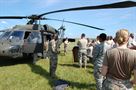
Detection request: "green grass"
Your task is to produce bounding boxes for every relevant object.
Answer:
[0,42,95,90]
[0,42,136,90]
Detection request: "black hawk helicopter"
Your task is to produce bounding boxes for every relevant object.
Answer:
[0,1,136,62]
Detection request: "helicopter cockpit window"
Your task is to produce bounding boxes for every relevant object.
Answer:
[0,31,12,40]
[8,31,24,40]
[0,32,4,38]
[27,32,42,43]
[0,32,3,36]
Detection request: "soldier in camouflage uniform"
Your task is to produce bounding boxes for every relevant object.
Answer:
[77,33,88,69]
[92,33,111,90]
[48,34,58,78]
[101,29,136,90]
[102,77,134,90]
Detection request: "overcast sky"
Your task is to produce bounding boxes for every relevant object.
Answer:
[0,0,136,38]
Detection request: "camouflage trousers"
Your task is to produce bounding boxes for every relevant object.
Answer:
[102,77,134,90]
[78,51,87,68]
[93,68,104,90]
[49,53,58,77]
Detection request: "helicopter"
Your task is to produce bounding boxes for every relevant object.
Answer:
[0,1,136,63]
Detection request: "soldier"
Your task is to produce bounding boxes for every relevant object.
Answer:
[102,29,136,90]
[64,37,69,55]
[77,33,88,69]
[48,34,59,78]
[128,33,136,49]
[92,33,111,90]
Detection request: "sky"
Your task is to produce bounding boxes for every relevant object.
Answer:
[0,0,136,38]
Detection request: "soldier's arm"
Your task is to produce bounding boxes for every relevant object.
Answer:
[55,40,62,53]
[101,51,108,76]
[131,69,136,86]
[101,65,108,76]
[134,70,136,84]
[129,46,136,50]
[51,40,56,53]
[130,50,136,86]
[92,45,99,62]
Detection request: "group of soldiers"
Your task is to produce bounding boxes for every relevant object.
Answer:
[76,31,136,90]
[76,33,111,89]
[42,31,136,90]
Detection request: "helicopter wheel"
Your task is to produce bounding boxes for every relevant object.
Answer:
[32,53,38,64]
[43,50,47,59]
[23,53,32,59]
[22,53,29,59]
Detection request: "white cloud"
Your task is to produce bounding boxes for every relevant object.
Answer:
[0,0,20,4]
[46,0,60,5]
[0,21,8,24]
[119,0,128,1]
[120,14,132,19]
[32,0,61,7]
[0,0,60,8]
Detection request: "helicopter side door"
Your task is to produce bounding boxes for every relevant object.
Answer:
[22,31,42,54]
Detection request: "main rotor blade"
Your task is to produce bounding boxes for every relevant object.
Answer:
[44,18,104,30]
[0,30,6,32]
[39,1,136,17]
[0,16,27,19]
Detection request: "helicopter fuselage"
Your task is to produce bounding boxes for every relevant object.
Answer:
[0,24,57,60]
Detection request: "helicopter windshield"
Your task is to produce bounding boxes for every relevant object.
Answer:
[8,31,24,40]
[0,32,4,37]
[0,32,3,35]
[0,31,12,40]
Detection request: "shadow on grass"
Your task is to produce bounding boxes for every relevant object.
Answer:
[59,63,79,68]
[87,69,94,74]
[28,64,58,87]
[0,58,96,89]
[0,58,32,67]
[28,63,96,90]
[67,80,96,90]
[59,63,94,69]
[59,52,65,56]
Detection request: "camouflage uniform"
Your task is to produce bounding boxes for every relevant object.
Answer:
[102,48,136,90]
[64,39,69,55]
[77,38,88,68]
[92,42,111,90]
[48,38,58,78]
[102,77,133,90]
[43,40,49,59]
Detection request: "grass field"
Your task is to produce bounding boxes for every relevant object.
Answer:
[0,42,96,90]
[0,42,135,90]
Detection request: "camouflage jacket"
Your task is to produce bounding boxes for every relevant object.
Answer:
[92,42,111,68]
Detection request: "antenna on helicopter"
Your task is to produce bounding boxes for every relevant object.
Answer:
[58,19,65,39]
[58,19,66,30]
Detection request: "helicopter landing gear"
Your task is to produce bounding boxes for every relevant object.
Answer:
[22,53,39,64]
[32,53,38,64]
[43,51,47,59]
